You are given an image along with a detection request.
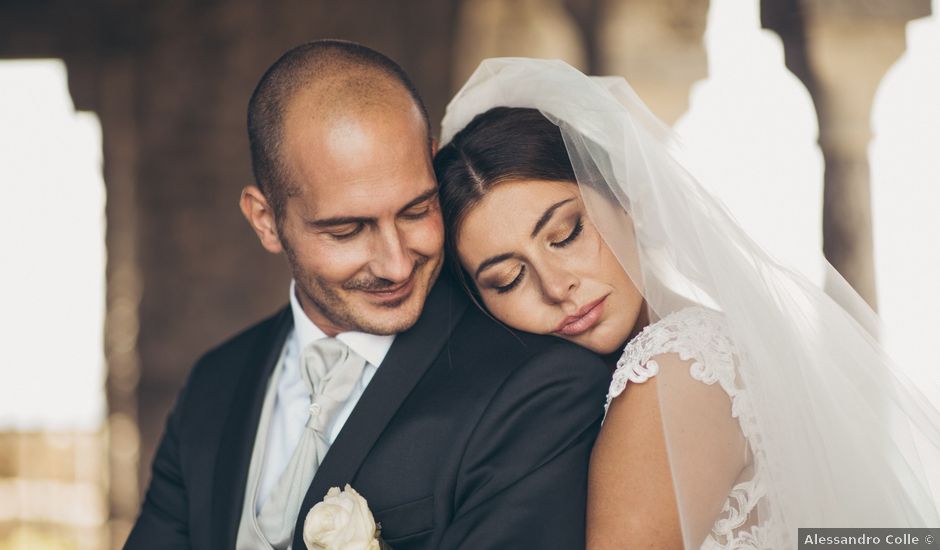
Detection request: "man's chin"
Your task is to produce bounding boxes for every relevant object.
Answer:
[352,311,422,335]
[348,293,426,335]
[357,268,439,332]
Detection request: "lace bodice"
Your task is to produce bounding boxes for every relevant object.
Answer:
[605,307,773,549]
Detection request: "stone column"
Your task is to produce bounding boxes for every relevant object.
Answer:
[600,0,708,124]
[774,0,929,306]
[451,0,587,89]
[870,2,940,405]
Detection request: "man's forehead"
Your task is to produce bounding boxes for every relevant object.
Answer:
[291,128,432,200]
[280,73,432,217]
[283,92,427,172]
[301,178,437,220]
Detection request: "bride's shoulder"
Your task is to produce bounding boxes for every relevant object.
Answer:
[607,306,738,405]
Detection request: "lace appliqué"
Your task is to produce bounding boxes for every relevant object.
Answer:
[604,307,773,550]
[604,307,737,410]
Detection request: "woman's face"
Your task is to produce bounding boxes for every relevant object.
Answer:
[456,179,645,354]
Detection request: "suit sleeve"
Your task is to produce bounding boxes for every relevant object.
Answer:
[438,343,610,549]
[123,380,191,549]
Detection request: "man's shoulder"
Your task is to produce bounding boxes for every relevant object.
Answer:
[448,304,610,388]
[202,305,290,359]
[187,305,291,382]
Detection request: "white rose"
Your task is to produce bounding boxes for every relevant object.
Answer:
[303,484,381,550]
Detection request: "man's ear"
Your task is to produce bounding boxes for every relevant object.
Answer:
[239,185,284,254]
[431,137,439,156]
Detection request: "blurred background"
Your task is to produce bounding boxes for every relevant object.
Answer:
[0,0,937,548]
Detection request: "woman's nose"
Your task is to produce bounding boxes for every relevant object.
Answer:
[541,266,579,304]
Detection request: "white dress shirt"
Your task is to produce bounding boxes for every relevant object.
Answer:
[254,281,395,512]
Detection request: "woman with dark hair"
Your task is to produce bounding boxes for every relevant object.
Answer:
[434,59,940,548]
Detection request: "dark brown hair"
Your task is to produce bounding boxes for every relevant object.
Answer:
[433,107,577,296]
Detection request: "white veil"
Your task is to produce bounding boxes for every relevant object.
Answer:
[440,58,940,547]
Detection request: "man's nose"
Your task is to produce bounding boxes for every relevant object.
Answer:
[370,226,414,283]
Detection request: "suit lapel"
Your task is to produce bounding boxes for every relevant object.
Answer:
[211,306,293,550]
[291,274,469,548]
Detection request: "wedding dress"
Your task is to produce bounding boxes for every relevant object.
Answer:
[607,306,773,549]
[440,58,940,548]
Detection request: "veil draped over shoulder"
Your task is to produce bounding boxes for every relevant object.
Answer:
[440,58,940,547]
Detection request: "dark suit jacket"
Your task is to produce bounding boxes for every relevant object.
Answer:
[124,272,610,549]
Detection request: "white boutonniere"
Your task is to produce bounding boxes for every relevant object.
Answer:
[303,484,391,550]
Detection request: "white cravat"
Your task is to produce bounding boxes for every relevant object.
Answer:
[254,281,394,513]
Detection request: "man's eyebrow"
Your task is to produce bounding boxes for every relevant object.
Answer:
[306,188,439,228]
[530,198,574,238]
[398,188,439,214]
[474,252,516,279]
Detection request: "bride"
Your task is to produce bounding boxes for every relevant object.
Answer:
[433,58,940,548]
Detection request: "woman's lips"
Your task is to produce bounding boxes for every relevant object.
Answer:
[554,295,608,337]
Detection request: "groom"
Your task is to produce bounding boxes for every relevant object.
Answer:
[125,40,609,550]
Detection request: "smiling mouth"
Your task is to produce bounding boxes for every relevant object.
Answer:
[554,295,609,337]
[360,276,417,304]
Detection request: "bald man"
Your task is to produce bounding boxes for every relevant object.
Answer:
[125,41,609,550]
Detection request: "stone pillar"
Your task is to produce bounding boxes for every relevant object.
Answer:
[675,0,825,285]
[770,0,930,306]
[564,0,604,74]
[0,4,131,547]
[451,0,587,89]
[870,2,940,404]
[98,55,144,548]
[600,0,709,124]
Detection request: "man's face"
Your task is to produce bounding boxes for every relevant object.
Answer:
[274,91,444,336]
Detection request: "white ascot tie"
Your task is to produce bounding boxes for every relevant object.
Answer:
[256,338,367,549]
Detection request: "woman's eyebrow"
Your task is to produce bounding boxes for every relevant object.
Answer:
[530,198,574,238]
[474,197,576,279]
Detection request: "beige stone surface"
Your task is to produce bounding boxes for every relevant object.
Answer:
[452,0,587,89]
[601,0,709,123]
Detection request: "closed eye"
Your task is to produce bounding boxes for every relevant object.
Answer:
[401,204,432,220]
[327,223,365,240]
[494,265,526,294]
[550,217,583,248]
[399,189,439,220]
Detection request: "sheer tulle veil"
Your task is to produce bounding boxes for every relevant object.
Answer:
[440,58,940,546]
